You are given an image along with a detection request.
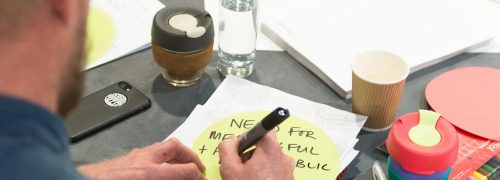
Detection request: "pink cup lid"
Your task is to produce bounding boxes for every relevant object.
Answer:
[386,111,458,174]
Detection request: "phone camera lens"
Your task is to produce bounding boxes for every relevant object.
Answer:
[118,81,132,91]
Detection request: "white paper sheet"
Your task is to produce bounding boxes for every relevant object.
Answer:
[202,76,366,155]
[85,0,164,70]
[167,76,366,176]
[341,149,359,171]
[169,104,358,174]
[470,36,500,53]
[169,104,359,171]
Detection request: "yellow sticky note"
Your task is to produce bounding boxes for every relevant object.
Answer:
[84,5,116,65]
[192,112,340,179]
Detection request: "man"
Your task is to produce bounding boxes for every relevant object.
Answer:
[0,0,295,179]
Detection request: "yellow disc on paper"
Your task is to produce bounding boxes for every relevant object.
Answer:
[192,112,340,179]
[84,5,116,65]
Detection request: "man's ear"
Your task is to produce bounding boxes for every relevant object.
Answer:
[48,0,73,25]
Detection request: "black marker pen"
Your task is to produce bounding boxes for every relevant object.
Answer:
[237,107,290,154]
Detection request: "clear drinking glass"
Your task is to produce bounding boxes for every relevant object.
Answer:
[217,0,258,77]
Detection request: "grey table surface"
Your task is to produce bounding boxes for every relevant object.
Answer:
[70,0,500,179]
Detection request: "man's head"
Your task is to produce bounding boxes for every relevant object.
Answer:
[0,0,89,116]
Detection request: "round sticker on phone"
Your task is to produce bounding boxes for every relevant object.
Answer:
[104,93,127,107]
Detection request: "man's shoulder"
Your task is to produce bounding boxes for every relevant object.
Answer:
[0,95,86,179]
[0,137,87,180]
[0,95,69,152]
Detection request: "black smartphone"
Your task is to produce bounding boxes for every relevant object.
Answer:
[64,81,151,143]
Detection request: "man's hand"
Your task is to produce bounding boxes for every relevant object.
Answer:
[218,131,295,180]
[78,138,206,180]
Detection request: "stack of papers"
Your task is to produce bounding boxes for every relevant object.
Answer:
[260,0,500,99]
[167,76,367,178]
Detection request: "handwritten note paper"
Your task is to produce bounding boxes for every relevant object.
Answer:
[167,76,367,178]
[193,112,340,179]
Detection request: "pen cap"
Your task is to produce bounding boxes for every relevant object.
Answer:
[386,111,458,175]
[262,108,289,130]
[152,6,214,52]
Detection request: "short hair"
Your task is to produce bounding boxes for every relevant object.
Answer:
[0,0,41,41]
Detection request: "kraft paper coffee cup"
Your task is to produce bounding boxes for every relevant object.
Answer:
[351,51,409,132]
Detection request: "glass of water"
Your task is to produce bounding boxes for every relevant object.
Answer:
[217,0,258,77]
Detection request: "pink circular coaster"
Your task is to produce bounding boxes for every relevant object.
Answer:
[425,67,500,141]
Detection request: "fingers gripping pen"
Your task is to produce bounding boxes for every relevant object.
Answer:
[237,107,290,154]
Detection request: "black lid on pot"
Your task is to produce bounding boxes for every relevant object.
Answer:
[152,6,214,52]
